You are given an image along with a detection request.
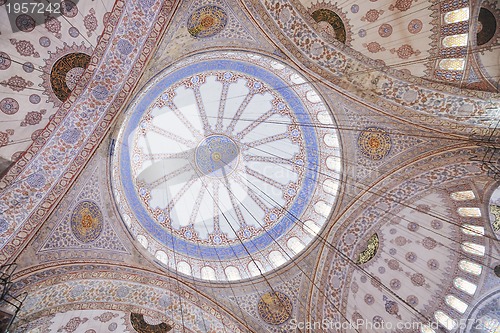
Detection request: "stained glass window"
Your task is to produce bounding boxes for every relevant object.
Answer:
[462,242,486,256]
[444,8,470,24]
[454,277,477,295]
[459,260,483,276]
[445,295,468,313]
[458,207,482,217]
[439,58,466,71]
[451,190,475,201]
[442,34,468,47]
[462,225,485,236]
[434,311,457,330]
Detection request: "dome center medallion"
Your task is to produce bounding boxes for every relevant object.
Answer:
[195,135,239,178]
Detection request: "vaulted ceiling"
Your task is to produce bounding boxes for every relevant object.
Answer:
[0,0,499,332]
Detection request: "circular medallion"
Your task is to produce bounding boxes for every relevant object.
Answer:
[39,37,51,47]
[195,135,239,177]
[16,14,36,32]
[61,0,78,17]
[29,94,41,104]
[112,52,341,281]
[69,27,80,37]
[50,52,91,102]
[0,52,11,70]
[70,200,103,243]
[408,19,423,34]
[23,62,34,73]
[378,23,393,37]
[0,98,19,115]
[257,291,292,325]
[187,5,228,38]
[357,127,392,160]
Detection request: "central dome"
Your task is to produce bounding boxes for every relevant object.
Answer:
[111,51,341,281]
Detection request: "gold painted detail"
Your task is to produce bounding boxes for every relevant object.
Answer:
[357,233,379,264]
[257,291,293,325]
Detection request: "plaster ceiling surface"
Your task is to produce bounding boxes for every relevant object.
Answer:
[0,0,114,164]
[112,50,342,281]
[298,0,434,77]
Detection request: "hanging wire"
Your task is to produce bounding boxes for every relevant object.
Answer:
[167,132,329,332]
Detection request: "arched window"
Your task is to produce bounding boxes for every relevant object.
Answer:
[450,190,475,201]
[462,242,485,256]
[225,266,241,281]
[155,250,168,265]
[461,225,485,236]
[326,156,341,173]
[269,251,286,268]
[442,34,468,47]
[444,8,470,24]
[304,220,321,236]
[177,261,192,275]
[420,324,436,333]
[201,266,216,280]
[434,311,457,330]
[314,201,332,218]
[457,207,481,217]
[445,295,468,313]
[137,235,148,249]
[439,59,466,71]
[454,277,477,295]
[323,133,338,147]
[458,260,483,276]
[323,178,339,195]
[287,237,305,255]
[248,260,264,277]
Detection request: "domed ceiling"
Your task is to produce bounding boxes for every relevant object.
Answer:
[112,51,342,281]
[0,0,498,332]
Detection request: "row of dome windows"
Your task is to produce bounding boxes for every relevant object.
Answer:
[138,234,312,281]
[421,190,486,332]
[439,7,470,72]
